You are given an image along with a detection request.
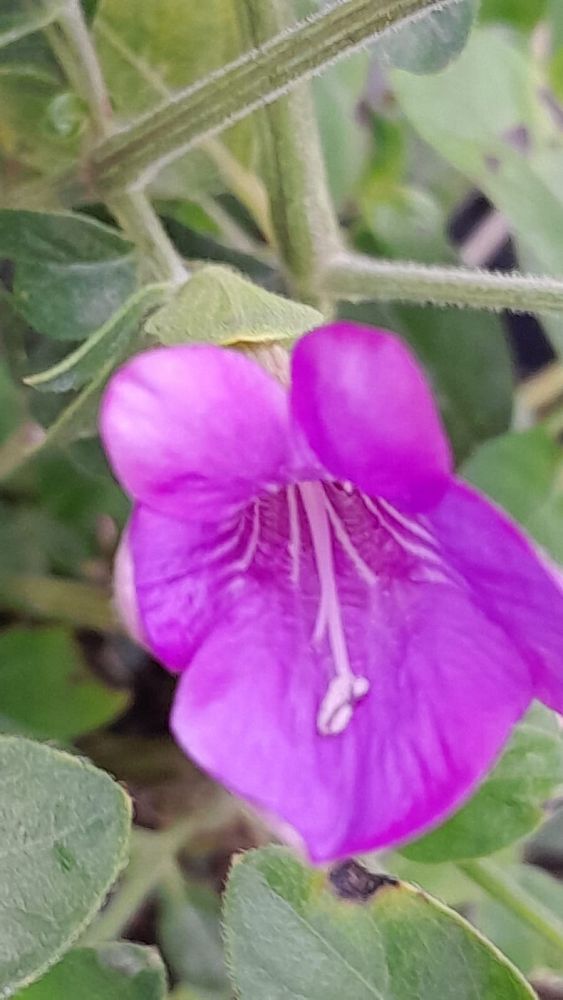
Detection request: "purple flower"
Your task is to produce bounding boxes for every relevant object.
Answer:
[100,322,563,862]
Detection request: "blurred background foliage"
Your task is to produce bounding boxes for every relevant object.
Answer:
[2,0,563,997]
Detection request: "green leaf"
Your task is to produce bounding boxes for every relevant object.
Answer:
[33,356,116,451]
[145,265,322,346]
[26,283,169,392]
[0,34,77,189]
[392,28,535,183]
[481,0,547,29]
[223,847,535,999]
[391,27,563,357]
[462,429,563,561]
[0,627,128,740]
[401,722,563,863]
[379,0,478,73]
[551,0,563,47]
[361,186,453,264]
[341,301,512,461]
[0,1,64,49]
[0,210,137,341]
[0,736,131,996]
[313,54,370,207]
[16,943,167,999]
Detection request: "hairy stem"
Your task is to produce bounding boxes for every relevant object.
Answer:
[327,251,563,314]
[55,0,453,203]
[52,0,187,283]
[238,0,340,307]
[459,859,563,953]
[94,15,275,244]
[109,191,187,285]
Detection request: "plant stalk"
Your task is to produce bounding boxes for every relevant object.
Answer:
[54,0,454,203]
[327,251,563,315]
[238,0,341,307]
[459,858,563,953]
[52,0,187,284]
[83,800,238,944]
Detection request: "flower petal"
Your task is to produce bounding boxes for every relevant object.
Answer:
[127,502,262,672]
[171,585,530,862]
[170,484,531,861]
[100,345,294,520]
[427,481,563,712]
[290,322,452,511]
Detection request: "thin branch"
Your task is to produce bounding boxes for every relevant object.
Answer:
[237,0,341,307]
[52,0,112,139]
[51,0,187,284]
[95,15,275,244]
[327,251,563,314]
[460,859,563,954]
[53,0,457,203]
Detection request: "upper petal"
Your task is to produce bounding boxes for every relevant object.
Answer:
[169,483,531,861]
[290,322,452,511]
[100,344,294,520]
[427,481,563,713]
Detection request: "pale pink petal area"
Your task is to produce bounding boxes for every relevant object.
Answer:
[427,481,563,713]
[100,344,296,521]
[169,485,531,861]
[290,323,452,511]
[127,502,263,672]
[113,526,144,644]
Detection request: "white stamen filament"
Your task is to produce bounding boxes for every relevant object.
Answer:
[298,482,370,736]
[363,494,443,568]
[287,484,301,585]
[377,496,437,547]
[323,492,376,586]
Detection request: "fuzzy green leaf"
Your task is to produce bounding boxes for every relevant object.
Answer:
[0,737,131,997]
[224,847,535,999]
[16,943,166,1000]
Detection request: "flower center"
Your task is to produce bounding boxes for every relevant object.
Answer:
[296,481,371,737]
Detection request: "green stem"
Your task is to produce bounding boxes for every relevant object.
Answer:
[459,859,563,953]
[94,15,275,247]
[50,0,113,139]
[82,823,192,945]
[327,251,563,314]
[52,0,187,284]
[0,574,117,632]
[238,0,340,307]
[54,0,451,203]
[84,800,237,944]
[109,191,187,285]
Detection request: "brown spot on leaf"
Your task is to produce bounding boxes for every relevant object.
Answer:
[329,859,398,902]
